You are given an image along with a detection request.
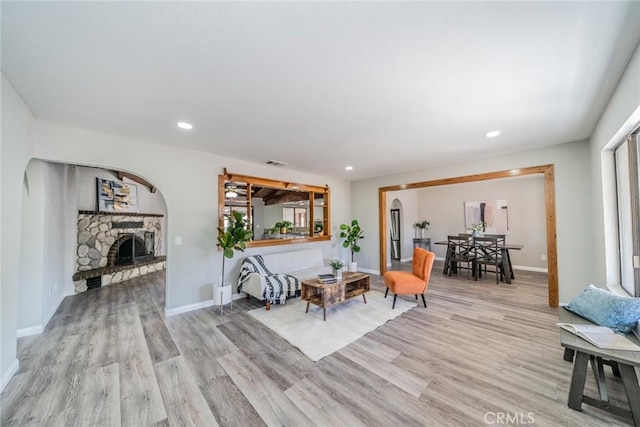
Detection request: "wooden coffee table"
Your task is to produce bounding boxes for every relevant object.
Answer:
[301,272,370,321]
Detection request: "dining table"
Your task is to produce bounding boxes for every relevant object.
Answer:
[434,239,523,284]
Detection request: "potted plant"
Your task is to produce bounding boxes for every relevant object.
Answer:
[413,220,430,238]
[276,220,293,234]
[329,258,345,280]
[216,211,252,306]
[340,219,364,272]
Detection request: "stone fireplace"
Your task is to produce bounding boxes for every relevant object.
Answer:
[73,211,166,293]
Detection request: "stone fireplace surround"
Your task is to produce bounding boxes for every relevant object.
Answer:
[73,211,165,293]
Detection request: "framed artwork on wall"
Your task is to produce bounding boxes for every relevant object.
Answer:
[464,199,508,233]
[97,178,138,213]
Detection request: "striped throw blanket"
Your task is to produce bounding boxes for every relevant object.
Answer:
[238,255,301,305]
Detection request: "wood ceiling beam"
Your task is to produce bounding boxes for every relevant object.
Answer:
[263,191,309,205]
[115,171,156,193]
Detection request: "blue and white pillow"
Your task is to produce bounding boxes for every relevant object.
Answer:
[566,284,640,334]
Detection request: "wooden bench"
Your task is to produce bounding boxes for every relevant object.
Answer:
[559,307,640,426]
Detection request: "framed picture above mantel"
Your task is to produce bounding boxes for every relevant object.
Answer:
[96,177,138,213]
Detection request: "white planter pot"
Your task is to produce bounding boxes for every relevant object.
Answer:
[348,262,357,272]
[334,269,343,280]
[213,283,232,306]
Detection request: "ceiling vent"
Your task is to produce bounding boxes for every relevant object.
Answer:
[266,160,288,167]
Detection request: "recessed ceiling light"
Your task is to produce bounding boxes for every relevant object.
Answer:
[486,130,501,138]
[177,122,193,130]
[345,166,354,171]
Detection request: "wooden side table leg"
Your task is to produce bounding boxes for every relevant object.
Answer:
[611,361,621,377]
[563,348,575,362]
[568,351,590,410]
[591,356,608,402]
[618,363,640,426]
[305,302,310,313]
[362,294,367,304]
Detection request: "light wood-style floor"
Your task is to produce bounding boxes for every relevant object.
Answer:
[1,261,635,426]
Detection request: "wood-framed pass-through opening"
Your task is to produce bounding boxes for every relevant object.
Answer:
[378,164,558,307]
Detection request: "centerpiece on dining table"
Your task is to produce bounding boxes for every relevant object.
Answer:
[470,222,486,237]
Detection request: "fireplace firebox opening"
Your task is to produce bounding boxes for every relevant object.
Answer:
[109,232,155,266]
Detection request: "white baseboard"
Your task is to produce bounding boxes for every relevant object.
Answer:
[358,267,380,275]
[400,257,412,263]
[165,293,244,317]
[17,290,64,338]
[165,300,213,317]
[1,359,19,393]
[17,325,43,338]
[512,265,548,273]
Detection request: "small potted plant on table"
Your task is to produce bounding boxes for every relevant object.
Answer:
[329,258,345,280]
[413,220,430,238]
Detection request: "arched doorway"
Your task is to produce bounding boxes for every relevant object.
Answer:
[16,160,168,336]
[390,199,403,262]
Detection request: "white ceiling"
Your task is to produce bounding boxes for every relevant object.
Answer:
[2,2,639,181]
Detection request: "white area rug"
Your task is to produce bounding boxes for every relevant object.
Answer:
[247,291,416,361]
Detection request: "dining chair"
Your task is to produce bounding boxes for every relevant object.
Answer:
[383,248,435,309]
[483,233,506,245]
[473,236,504,284]
[447,235,475,278]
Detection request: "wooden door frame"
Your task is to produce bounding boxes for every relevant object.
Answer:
[378,164,558,307]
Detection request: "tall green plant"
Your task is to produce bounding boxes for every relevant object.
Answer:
[340,219,364,262]
[217,211,252,284]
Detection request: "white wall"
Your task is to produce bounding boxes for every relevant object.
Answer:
[18,160,73,333]
[415,175,547,269]
[18,161,45,331]
[590,41,640,288]
[40,161,71,322]
[76,166,167,214]
[1,74,34,387]
[352,140,591,303]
